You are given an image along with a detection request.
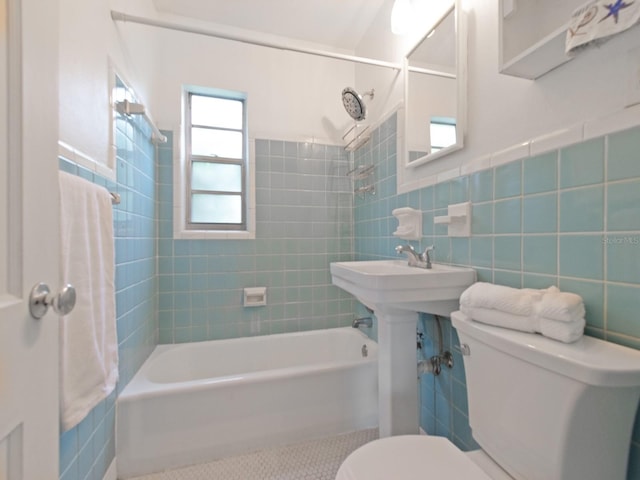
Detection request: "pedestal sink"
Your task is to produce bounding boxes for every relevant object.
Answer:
[330,260,476,437]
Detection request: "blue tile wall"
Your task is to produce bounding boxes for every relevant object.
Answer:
[353,116,640,479]
[156,133,354,343]
[58,78,158,480]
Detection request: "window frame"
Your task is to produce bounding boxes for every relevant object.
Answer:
[185,90,248,231]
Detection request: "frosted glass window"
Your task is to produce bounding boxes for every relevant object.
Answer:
[191,128,243,159]
[430,119,457,152]
[185,90,247,230]
[191,96,242,129]
[191,194,242,224]
[192,162,242,192]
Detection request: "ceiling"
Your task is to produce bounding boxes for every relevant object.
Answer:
[152,0,389,51]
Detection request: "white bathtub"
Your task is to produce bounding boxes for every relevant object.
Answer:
[116,327,378,478]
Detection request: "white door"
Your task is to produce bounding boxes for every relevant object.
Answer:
[0,0,60,477]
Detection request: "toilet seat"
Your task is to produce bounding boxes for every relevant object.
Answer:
[336,435,502,480]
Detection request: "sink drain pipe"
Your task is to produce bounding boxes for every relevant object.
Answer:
[417,314,454,376]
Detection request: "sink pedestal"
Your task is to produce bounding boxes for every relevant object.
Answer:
[377,307,419,437]
[329,260,476,438]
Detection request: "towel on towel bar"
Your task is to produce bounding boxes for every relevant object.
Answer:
[59,171,118,432]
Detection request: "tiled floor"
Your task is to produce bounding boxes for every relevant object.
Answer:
[129,429,378,480]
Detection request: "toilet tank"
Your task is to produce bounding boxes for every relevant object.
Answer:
[451,311,640,480]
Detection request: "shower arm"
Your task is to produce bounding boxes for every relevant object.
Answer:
[361,89,375,99]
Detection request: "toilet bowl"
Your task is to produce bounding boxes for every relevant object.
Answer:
[335,435,513,480]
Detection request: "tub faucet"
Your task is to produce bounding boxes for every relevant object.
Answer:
[352,317,373,328]
[395,244,434,269]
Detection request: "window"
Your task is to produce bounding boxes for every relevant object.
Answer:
[429,117,457,153]
[185,91,247,230]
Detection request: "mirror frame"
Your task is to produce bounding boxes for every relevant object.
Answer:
[401,0,467,170]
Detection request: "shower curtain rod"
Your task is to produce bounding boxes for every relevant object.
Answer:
[111,11,403,71]
[407,65,456,79]
[115,99,168,144]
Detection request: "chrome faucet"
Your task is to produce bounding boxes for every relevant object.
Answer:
[352,317,373,328]
[395,244,434,269]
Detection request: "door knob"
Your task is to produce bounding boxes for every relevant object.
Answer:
[28,283,76,319]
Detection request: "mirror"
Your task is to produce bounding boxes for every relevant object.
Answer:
[403,0,466,168]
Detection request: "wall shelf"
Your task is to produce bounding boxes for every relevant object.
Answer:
[499,0,640,80]
[500,24,572,79]
[499,0,582,79]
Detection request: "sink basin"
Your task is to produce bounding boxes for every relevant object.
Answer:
[330,260,476,315]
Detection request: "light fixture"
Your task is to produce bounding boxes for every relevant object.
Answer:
[391,0,413,35]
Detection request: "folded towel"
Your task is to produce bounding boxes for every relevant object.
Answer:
[539,317,586,344]
[460,282,549,317]
[459,308,585,343]
[537,287,586,323]
[59,171,118,432]
[459,305,538,333]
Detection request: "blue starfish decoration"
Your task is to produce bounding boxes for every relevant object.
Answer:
[599,0,634,24]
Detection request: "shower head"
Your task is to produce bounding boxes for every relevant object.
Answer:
[342,87,374,121]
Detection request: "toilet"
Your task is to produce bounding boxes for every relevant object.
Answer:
[336,311,640,480]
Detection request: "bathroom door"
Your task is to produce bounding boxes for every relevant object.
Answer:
[0,0,61,477]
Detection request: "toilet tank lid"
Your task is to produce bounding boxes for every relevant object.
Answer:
[452,311,640,387]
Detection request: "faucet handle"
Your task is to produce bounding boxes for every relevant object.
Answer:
[395,244,415,254]
[422,245,434,268]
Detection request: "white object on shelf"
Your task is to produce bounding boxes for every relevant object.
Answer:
[392,207,422,240]
[244,287,267,307]
[434,202,471,237]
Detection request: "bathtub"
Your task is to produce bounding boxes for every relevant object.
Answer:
[116,327,378,478]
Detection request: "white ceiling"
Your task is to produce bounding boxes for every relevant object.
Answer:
[152,0,389,51]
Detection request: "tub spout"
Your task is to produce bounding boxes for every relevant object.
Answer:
[352,317,373,328]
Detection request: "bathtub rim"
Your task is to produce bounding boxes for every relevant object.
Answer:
[119,326,378,401]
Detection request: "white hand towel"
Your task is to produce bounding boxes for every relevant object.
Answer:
[59,171,118,432]
[537,288,586,323]
[459,305,538,333]
[460,282,548,317]
[539,318,586,344]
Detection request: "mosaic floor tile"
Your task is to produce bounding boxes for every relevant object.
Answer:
[129,429,378,480]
